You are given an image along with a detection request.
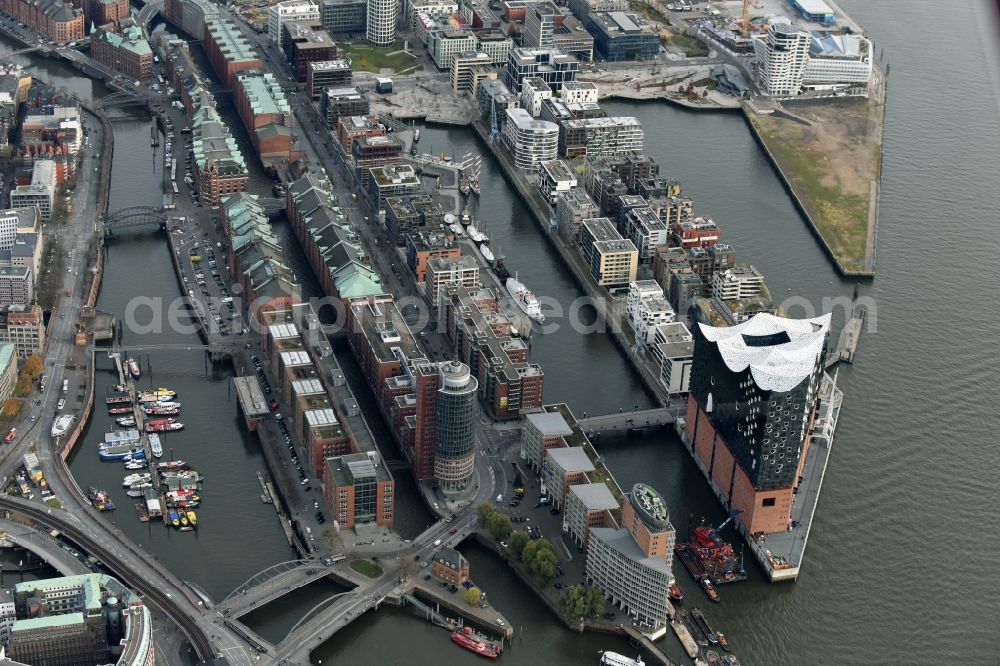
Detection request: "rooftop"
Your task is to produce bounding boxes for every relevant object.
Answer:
[525,410,573,436]
[569,482,619,511]
[546,445,595,473]
[589,527,670,574]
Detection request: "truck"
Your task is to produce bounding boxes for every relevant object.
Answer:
[4,427,16,444]
[172,101,184,110]
[62,379,68,394]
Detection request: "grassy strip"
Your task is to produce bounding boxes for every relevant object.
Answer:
[349,559,383,578]
[338,42,422,73]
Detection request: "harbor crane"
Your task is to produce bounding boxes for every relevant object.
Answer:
[741,0,752,35]
[708,509,744,541]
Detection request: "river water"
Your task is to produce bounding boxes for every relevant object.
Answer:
[4,0,999,662]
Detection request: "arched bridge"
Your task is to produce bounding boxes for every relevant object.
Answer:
[218,559,326,618]
[99,91,149,109]
[102,206,167,233]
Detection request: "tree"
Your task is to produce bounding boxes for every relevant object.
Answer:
[1,398,19,418]
[508,530,529,558]
[559,585,584,616]
[585,586,606,617]
[465,586,482,606]
[520,539,539,565]
[477,502,496,525]
[23,354,43,378]
[530,547,558,586]
[488,512,511,540]
[14,375,30,397]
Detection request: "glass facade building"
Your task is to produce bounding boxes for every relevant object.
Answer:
[434,361,478,493]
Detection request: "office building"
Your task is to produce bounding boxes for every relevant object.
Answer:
[542,446,594,508]
[425,255,479,302]
[336,113,385,151]
[625,280,675,345]
[0,589,13,647]
[0,304,45,359]
[672,214,720,248]
[282,20,337,81]
[565,483,618,550]
[568,0,626,19]
[427,29,476,70]
[204,17,261,89]
[190,104,250,205]
[752,22,810,96]
[476,77,519,128]
[685,312,830,534]
[90,20,154,82]
[432,361,478,494]
[650,321,692,394]
[803,32,873,93]
[537,158,577,204]
[579,217,638,291]
[0,342,15,403]
[503,108,558,170]
[450,51,494,93]
[522,2,592,60]
[520,76,552,117]
[521,410,574,470]
[353,134,404,186]
[366,0,397,46]
[587,11,658,61]
[474,30,512,67]
[306,59,352,97]
[368,164,421,208]
[387,196,445,246]
[648,194,693,227]
[439,285,544,420]
[9,160,56,222]
[621,203,668,263]
[324,451,394,529]
[505,46,579,93]
[404,0,456,26]
[322,87,369,128]
[561,116,643,159]
[586,483,675,626]
[403,226,457,277]
[8,574,153,666]
[269,0,320,43]
[320,0,366,34]
[432,547,470,585]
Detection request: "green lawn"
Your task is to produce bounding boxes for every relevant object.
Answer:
[338,42,422,74]
[349,559,384,578]
[44,498,63,509]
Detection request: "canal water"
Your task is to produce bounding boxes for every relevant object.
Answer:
[4,0,998,661]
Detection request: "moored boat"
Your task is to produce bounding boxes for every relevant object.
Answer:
[142,405,180,416]
[105,392,130,405]
[157,460,189,470]
[506,275,545,324]
[126,483,153,497]
[127,358,140,379]
[122,473,152,487]
[669,579,684,604]
[50,415,75,438]
[116,416,136,427]
[123,458,146,470]
[169,509,180,527]
[149,434,163,458]
[718,632,731,652]
[146,418,183,433]
[449,626,499,659]
[479,244,494,263]
[692,609,718,644]
[107,406,132,415]
[600,651,645,666]
[88,487,115,511]
[186,510,197,527]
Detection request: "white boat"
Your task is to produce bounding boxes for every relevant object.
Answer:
[506,276,545,324]
[600,653,645,666]
[413,128,421,143]
[116,416,136,427]
[448,223,464,236]
[126,483,154,497]
[479,244,494,263]
[123,459,146,470]
[50,415,75,438]
[467,225,488,244]
[149,434,163,458]
[123,473,152,487]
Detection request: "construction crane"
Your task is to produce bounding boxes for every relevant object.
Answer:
[741,0,752,35]
[709,509,744,540]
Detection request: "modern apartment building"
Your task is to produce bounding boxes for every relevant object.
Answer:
[625,280,675,345]
[368,164,421,208]
[503,108,558,170]
[579,217,638,291]
[322,87,369,128]
[555,187,599,241]
[9,160,56,222]
[711,265,765,302]
[685,312,830,534]
[425,255,479,302]
[306,59,352,97]
[561,116,643,159]
[803,32,873,93]
[752,21,810,96]
[474,30,512,66]
[428,29,476,70]
[650,321,693,394]
[621,203,668,263]
[450,51,494,93]
[537,158,577,204]
[282,20,337,81]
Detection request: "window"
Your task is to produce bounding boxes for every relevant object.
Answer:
[762,497,776,507]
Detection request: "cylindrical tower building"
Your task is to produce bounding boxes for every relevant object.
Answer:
[366,0,397,47]
[434,361,477,494]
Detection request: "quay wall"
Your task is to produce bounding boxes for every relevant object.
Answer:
[58,351,94,462]
[741,104,876,278]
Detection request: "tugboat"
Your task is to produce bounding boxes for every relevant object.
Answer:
[127,357,141,379]
[449,626,500,659]
[701,578,720,603]
[718,632,731,652]
[669,579,684,604]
